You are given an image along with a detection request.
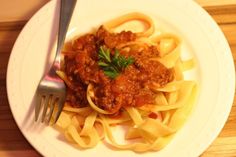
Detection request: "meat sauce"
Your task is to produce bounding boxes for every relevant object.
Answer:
[64,26,174,114]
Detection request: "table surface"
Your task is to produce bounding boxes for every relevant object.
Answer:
[0,0,236,157]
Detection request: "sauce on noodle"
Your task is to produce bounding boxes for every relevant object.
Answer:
[64,26,174,114]
[56,12,197,152]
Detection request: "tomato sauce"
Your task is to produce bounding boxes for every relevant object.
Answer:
[64,26,173,114]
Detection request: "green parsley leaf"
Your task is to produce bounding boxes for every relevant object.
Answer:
[98,46,134,79]
[104,70,119,79]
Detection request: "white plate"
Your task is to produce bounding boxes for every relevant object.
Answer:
[7,0,235,156]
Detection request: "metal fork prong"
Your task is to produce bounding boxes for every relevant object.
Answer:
[41,95,51,123]
[46,96,56,124]
[52,97,64,124]
[35,94,43,121]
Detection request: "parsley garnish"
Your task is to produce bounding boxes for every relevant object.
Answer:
[98,46,134,79]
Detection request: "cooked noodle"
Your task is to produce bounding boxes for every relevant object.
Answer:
[55,12,197,152]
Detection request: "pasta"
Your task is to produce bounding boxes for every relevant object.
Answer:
[55,12,197,152]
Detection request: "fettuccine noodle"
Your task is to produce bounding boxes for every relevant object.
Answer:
[55,12,197,152]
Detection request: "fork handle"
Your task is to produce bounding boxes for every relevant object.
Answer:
[54,0,77,70]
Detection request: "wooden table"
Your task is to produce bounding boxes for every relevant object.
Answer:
[0,1,236,156]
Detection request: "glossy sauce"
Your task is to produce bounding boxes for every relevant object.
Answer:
[64,26,173,114]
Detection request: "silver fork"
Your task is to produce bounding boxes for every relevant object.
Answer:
[35,0,77,124]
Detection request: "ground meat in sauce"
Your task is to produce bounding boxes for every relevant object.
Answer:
[64,26,174,113]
